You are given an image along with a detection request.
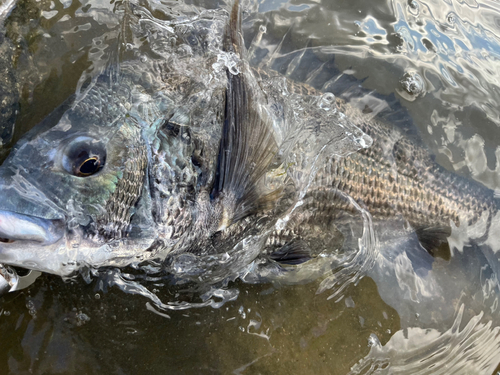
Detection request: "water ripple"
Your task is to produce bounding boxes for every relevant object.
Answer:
[349,305,500,375]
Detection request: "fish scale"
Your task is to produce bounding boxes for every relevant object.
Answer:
[254,65,496,233]
[230,63,495,262]
[96,138,148,240]
[273,92,498,256]
[0,2,497,280]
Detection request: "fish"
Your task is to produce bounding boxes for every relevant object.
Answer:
[0,1,496,283]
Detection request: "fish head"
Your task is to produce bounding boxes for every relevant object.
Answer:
[0,15,231,276]
[0,72,156,276]
[0,5,272,277]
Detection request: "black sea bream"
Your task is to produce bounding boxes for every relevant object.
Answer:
[0,2,496,285]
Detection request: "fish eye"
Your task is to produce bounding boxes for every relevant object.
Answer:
[61,137,106,177]
[74,154,102,177]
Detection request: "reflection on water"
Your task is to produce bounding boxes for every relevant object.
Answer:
[1,0,500,373]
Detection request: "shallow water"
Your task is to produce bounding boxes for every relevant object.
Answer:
[1,0,500,373]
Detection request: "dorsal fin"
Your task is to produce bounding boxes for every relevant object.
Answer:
[211,1,280,226]
[224,0,242,56]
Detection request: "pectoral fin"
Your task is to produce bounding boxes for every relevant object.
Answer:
[269,240,312,266]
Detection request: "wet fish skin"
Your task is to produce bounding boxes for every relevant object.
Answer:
[268,88,498,256]
[0,6,284,276]
[0,29,18,149]
[323,109,494,226]
[0,1,496,279]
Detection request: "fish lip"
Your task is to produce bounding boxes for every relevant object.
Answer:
[0,210,65,245]
[0,239,72,277]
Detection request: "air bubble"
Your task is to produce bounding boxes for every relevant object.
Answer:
[238,305,246,319]
[318,93,336,110]
[407,0,419,15]
[76,312,90,326]
[368,333,381,347]
[248,26,267,60]
[399,71,425,101]
[26,300,35,310]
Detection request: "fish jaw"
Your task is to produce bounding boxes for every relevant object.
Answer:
[0,229,73,276]
[0,240,73,276]
[0,175,80,275]
[0,211,156,276]
[0,208,82,275]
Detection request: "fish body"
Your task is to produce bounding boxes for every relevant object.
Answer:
[308,100,496,234]
[0,2,496,280]
[253,67,497,259]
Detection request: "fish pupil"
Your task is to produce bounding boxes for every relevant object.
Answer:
[63,139,107,177]
[76,156,101,176]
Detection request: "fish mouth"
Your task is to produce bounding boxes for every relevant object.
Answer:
[0,209,151,275]
[0,210,64,245]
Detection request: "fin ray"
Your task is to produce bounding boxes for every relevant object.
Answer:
[270,240,312,265]
[212,1,280,223]
[415,225,451,260]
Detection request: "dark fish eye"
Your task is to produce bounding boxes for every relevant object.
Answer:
[62,137,106,178]
[75,156,102,177]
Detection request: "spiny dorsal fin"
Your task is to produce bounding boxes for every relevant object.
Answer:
[211,1,280,225]
[225,0,242,56]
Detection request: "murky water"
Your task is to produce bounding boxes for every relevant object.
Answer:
[1,0,500,373]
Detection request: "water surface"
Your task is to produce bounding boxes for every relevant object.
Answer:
[1,0,500,373]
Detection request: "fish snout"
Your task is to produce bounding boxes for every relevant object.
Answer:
[0,210,64,245]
